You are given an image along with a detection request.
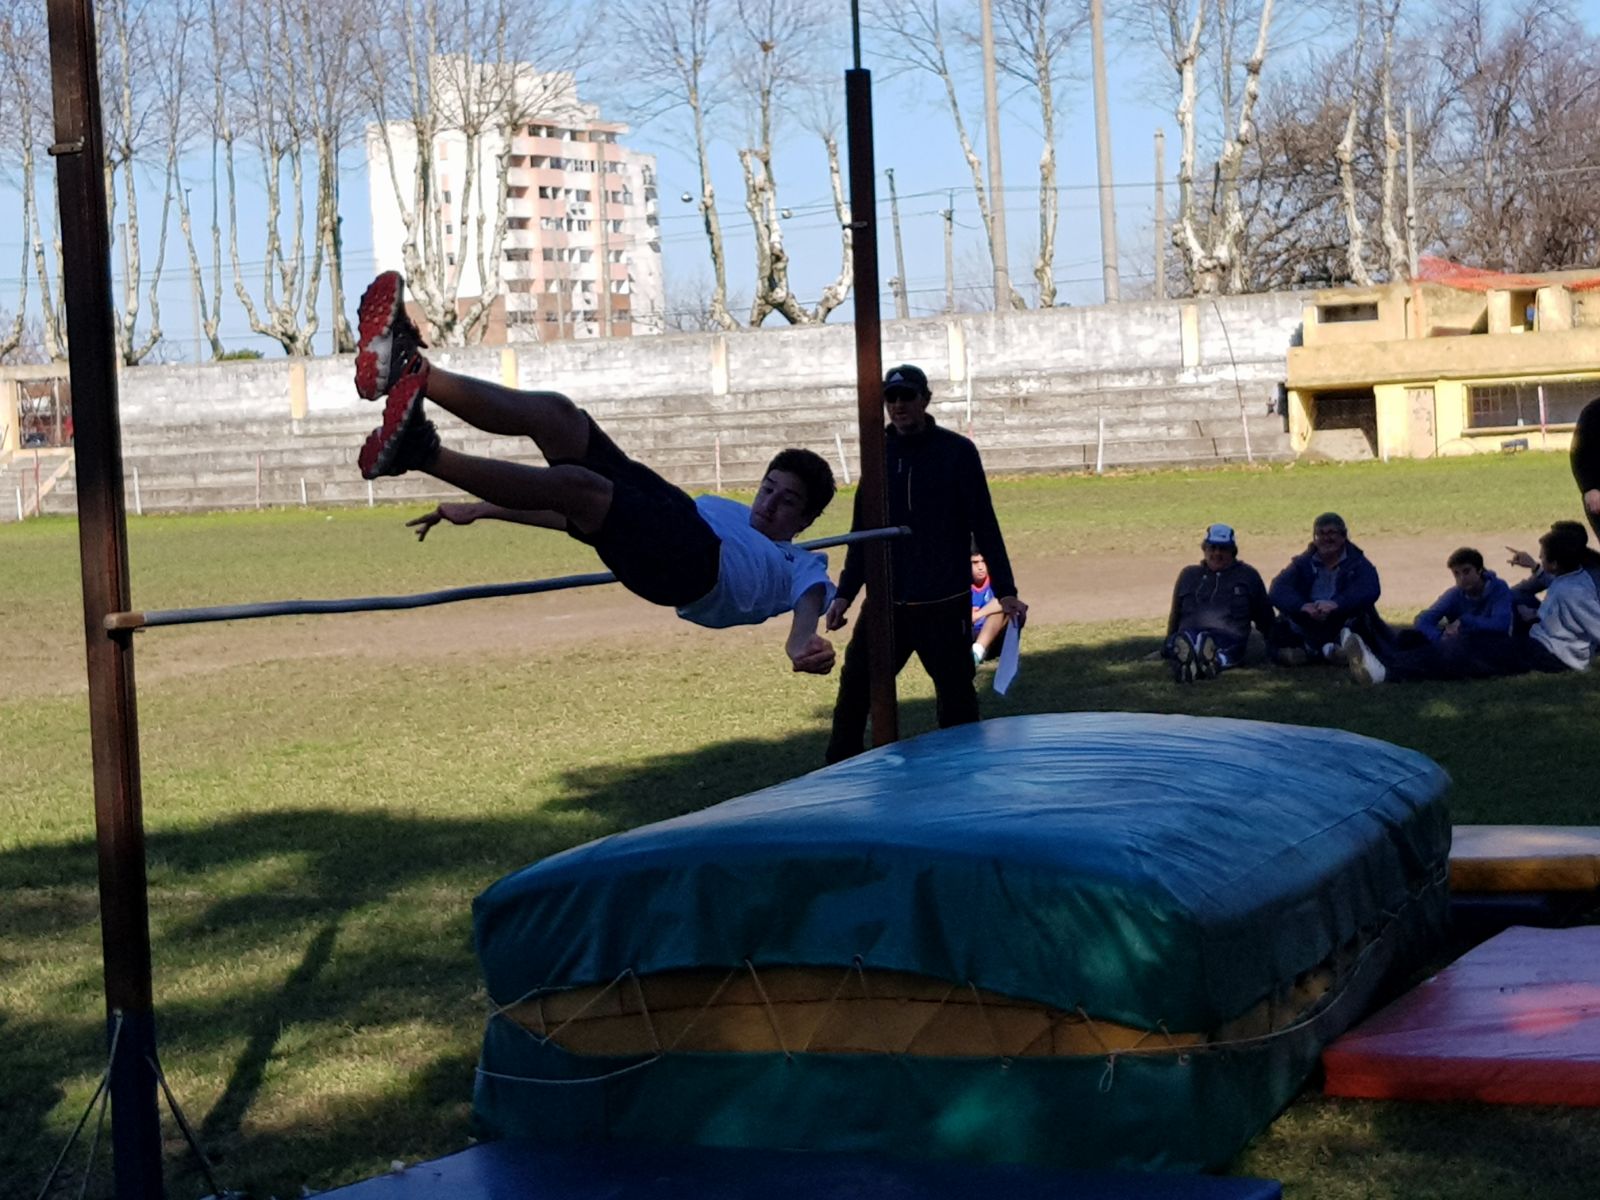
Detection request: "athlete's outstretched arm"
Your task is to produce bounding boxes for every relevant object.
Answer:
[786,583,836,674]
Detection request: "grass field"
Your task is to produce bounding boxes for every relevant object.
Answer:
[4,452,1600,1198]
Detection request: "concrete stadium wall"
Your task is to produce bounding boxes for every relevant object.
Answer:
[8,291,1309,519]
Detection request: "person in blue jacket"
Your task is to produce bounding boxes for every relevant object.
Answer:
[1342,548,1518,683]
[1266,512,1382,666]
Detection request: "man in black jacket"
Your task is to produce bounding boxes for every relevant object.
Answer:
[1573,396,1600,542]
[823,364,1027,763]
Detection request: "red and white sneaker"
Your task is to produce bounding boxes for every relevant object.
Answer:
[354,271,427,400]
[358,358,437,479]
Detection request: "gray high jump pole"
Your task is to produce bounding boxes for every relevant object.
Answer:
[846,1,899,747]
[45,0,165,1195]
[103,527,913,632]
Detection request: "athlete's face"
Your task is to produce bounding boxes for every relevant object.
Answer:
[749,469,812,541]
[971,553,989,586]
[1203,543,1236,571]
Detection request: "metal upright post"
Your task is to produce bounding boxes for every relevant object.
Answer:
[45,1,164,1196]
[1154,130,1167,300]
[1089,0,1120,302]
[886,167,910,319]
[846,12,898,748]
[943,193,955,313]
[978,0,1011,311]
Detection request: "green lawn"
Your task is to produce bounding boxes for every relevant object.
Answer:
[3,452,1599,1198]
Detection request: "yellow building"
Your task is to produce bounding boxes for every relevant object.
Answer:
[1285,260,1600,460]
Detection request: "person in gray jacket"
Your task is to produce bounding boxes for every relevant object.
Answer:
[1163,523,1274,683]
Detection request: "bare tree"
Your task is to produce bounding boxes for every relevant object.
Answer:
[731,0,853,325]
[295,0,367,353]
[0,7,45,361]
[1334,0,1372,285]
[872,0,1029,310]
[359,0,588,345]
[613,0,740,330]
[1425,0,1600,272]
[1375,0,1408,279]
[217,0,324,354]
[101,0,178,364]
[1133,0,1279,294]
[992,0,1088,307]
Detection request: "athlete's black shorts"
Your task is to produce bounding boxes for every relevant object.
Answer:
[553,415,721,608]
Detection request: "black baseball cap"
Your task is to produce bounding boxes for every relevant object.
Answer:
[883,364,928,395]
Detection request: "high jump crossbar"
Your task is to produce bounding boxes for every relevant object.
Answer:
[104,525,911,633]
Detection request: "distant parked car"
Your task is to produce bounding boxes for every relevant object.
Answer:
[21,431,49,447]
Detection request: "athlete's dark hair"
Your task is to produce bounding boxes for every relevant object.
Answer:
[1446,547,1484,571]
[765,448,836,520]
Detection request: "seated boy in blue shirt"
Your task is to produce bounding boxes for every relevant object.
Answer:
[1344,548,1520,684]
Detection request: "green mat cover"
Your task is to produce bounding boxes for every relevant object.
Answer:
[472,713,1450,1170]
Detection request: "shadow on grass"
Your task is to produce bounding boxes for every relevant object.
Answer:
[4,635,1599,1197]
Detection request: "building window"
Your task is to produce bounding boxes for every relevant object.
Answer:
[614,309,630,322]
[1467,380,1596,429]
[1320,302,1379,324]
[445,222,453,234]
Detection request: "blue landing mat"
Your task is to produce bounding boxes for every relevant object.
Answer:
[318,1139,1282,1199]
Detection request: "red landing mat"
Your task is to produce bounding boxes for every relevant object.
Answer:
[1323,926,1600,1106]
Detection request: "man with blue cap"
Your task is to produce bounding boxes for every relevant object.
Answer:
[1164,522,1273,682]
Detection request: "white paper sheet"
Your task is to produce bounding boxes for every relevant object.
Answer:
[993,621,1021,695]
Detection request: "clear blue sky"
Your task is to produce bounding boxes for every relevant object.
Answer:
[6,1,1600,358]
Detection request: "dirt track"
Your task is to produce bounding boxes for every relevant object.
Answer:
[98,529,1535,688]
[20,529,1542,700]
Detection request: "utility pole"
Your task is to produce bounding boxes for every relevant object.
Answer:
[943,191,955,313]
[979,0,1011,311]
[886,167,910,319]
[1404,104,1418,280]
[1154,130,1167,300]
[596,177,612,339]
[1089,0,1120,302]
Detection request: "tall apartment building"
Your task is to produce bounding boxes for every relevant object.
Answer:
[366,65,664,343]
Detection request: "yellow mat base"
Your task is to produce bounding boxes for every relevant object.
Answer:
[1450,825,1600,892]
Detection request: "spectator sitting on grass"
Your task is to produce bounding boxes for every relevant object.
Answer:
[1507,521,1600,629]
[1266,512,1382,666]
[1342,548,1520,684]
[1162,522,1273,683]
[969,548,1009,666]
[1522,525,1600,673]
[1348,529,1600,683]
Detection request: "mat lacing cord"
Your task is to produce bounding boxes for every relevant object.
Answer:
[967,982,1011,1065]
[797,956,863,1054]
[744,959,791,1061]
[33,1012,235,1200]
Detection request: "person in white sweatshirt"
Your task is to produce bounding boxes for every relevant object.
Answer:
[1527,526,1600,672]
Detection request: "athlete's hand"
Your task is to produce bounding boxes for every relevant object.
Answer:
[823,596,852,632]
[788,635,837,675]
[407,503,478,542]
[1000,595,1029,630]
[1584,488,1600,517]
[1506,547,1538,571]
